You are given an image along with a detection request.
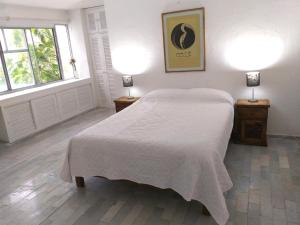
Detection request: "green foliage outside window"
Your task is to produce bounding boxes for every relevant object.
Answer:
[30,28,60,83]
[1,28,61,90]
[5,52,34,87]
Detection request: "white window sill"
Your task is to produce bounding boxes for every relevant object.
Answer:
[0,78,92,105]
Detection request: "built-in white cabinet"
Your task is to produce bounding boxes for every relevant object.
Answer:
[85,7,116,108]
[3,102,36,142]
[0,82,95,143]
[85,7,108,34]
[77,85,94,113]
[31,95,59,130]
[57,89,79,121]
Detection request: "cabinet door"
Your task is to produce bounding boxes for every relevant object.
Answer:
[85,8,99,34]
[241,120,267,146]
[98,9,108,31]
[88,34,113,107]
[56,89,79,121]
[89,34,104,72]
[31,95,59,130]
[3,102,36,142]
[77,85,94,113]
[85,6,115,108]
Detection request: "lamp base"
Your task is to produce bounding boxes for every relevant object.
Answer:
[127,96,135,100]
[248,99,258,103]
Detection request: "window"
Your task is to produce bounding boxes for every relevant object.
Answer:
[0,58,7,92]
[55,25,74,80]
[0,25,74,93]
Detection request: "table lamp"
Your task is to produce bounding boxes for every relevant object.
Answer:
[122,75,134,99]
[246,71,260,102]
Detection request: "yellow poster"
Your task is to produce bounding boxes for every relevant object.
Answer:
[162,8,205,72]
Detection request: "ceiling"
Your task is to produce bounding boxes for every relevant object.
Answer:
[0,0,102,10]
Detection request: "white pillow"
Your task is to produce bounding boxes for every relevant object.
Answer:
[141,88,234,105]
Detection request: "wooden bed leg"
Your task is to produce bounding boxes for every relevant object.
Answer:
[202,205,210,216]
[75,176,85,188]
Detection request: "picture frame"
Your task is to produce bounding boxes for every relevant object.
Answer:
[162,8,206,72]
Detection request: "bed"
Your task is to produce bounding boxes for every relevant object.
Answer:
[60,88,234,225]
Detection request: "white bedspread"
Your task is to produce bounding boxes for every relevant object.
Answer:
[61,88,234,225]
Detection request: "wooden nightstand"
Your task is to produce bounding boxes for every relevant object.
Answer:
[233,99,270,146]
[113,97,140,112]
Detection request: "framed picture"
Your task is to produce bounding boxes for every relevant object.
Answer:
[162,8,206,72]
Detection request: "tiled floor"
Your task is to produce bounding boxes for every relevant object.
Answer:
[0,108,299,225]
[225,137,300,225]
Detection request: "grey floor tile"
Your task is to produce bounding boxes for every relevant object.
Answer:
[0,109,300,225]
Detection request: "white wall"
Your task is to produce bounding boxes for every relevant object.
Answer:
[0,0,104,10]
[0,3,69,27]
[72,0,104,9]
[104,0,300,136]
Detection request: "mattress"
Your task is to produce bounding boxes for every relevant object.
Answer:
[61,88,234,225]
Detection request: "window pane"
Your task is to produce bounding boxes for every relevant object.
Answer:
[31,28,61,83]
[0,30,7,51]
[25,29,41,84]
[0,59,8,92]
[3,29,27,51]
[55,25,74,80]
[4,52,34,89]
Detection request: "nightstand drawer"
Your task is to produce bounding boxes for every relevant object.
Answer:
[241,120,267,146]
[233,99,270,146]
[114,97,140,113]
[237,108,267,120]
[115,105,128,112]
[116,102,134,107]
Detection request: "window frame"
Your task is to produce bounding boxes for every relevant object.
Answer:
[0,25,74,95]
